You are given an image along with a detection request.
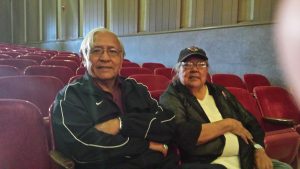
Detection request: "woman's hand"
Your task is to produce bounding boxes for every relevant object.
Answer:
[255,149,273,169]
[224,118,253,144]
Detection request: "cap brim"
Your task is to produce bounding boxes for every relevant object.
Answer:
[179,53,208,62]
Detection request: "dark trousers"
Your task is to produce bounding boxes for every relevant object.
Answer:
[181,162,227,169]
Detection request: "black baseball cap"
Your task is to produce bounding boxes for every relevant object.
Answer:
[178,46,208,63]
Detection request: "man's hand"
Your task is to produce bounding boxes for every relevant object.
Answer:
[149,141,168,157]
[224,118,253,144]
[255,149,273,169]
[94,118,120,135]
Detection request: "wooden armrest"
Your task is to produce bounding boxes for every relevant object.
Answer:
[263,116,296,127]
[49,150,75,169]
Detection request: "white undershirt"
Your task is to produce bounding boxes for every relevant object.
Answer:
[197,86,241,169]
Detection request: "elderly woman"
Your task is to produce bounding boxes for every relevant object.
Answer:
[159,46,292,169]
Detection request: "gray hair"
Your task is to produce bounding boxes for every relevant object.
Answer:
[79,27,125,67]
[171,62,181,83]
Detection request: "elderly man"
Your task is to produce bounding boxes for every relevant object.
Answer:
[51,28,178,169]
[159,46,292,169]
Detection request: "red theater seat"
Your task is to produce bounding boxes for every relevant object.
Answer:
[226,87,299,165]
[0,58,38,72]
[24,65,74,85]
[0,65,20,76]
[243,73,271,93]
[122,62,140,68]
[129,74,170,91]
[0,99,51,169]
[41,60,79,72]
[17,55,47,64]
[254,86,300,131]
[120,67,152,77]
[154,68,176,80]
[142,62,166,73]
[0,76,64,117]
[212,73,246,89]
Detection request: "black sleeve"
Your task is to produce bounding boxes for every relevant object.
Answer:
[119,82,176,143]
[159,90,201,152]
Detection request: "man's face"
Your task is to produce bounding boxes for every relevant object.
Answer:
[86,32,123,81]
[178,56,208,89]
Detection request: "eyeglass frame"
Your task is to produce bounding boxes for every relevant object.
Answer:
[180,61,209,70]
[89,47,123,57]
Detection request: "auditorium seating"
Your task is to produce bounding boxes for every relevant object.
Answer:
[0,76,64,117]
[0,65,20,76]
[24,65,75,85]
[0,99,52,169]
[17,54,47,64]
[212,73,246,89]
[76,66,86,75]
[254,86,300,132]
[68,75,83,83]
[50,56,81,65]
[122,62,140,67]
[226,87,299,166]
[243,73,271,93]
[129,74,170,91]
[149,90,165,101]
[0,58,38,72]
[154,68,176,80]
[141,62,166,73]
[0,99,74,169]
[0,54,12,59]
[120,67,152,77]
[41,60,79,72]
[0,51,22,58]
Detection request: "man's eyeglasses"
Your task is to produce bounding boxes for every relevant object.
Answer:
[181,61,208,70]
[90,47,122,57]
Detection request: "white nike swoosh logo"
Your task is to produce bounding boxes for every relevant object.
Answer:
[96,100,103,106]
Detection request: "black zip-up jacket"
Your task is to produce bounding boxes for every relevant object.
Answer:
[52,73,177,169]
[159,81,265,169]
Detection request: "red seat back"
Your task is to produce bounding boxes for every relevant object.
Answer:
[0,54,12,59]
[41,59,79,72]
[0,65,20,76]
[17,55,47,64]
[122,62,140,68]
[154,68,176,80]
[0,51,22,58]
[142,62,166,73]
[68,75,83,84]
[226,87,264,128]
[226,87,300,165]
[24,65,75,84]
[243,74,271,93]
[50,56,81,65]
[212,74,246,89]
[0,58,38,72]
[0,76,64,117]
[76,66,86,75]
[0,99,51,169]
[254,86,300,124]
[129,74,170,91]
[120,67,152,77]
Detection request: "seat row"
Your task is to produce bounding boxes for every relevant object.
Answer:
[227,87,299,167]
[1,86,299,169]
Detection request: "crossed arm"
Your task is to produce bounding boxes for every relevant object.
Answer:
[94,118,169,156]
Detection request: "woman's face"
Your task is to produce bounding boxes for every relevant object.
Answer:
[178,56,208,89]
